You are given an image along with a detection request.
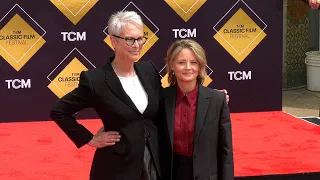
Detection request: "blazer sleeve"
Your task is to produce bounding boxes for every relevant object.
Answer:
[218,94,234,180]
[50,71,94,148]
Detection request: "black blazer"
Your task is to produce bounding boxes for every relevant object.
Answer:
[160,85,234,180]
[50,58,162,180]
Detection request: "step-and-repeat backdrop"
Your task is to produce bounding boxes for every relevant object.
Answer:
[0,0,283,122]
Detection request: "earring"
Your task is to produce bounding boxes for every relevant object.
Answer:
[172,71,175,75]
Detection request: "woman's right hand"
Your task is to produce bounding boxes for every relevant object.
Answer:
[87,126,121,148]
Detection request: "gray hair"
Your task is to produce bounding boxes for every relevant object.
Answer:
[108,11,143,36]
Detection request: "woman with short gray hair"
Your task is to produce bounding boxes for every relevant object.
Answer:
[50,10,161,180]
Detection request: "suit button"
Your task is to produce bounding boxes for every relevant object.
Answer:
[145,132,150,141]
[193,154,198,159]
[195,176,199,179]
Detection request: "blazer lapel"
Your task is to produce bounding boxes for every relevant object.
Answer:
[165,86,176,150]
[103,59,140,113]
[193,85,210,145]
[134,63,153,115]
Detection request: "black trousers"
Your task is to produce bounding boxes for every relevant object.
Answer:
[172,153,193,180]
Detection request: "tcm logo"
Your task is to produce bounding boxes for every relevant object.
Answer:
[173,28,196,38]
[57,72,81,87]
[0,30,35,45]
[48,58,88,98]
[61,32,86,41]
[5,79,31,89]
[228,71,251,81]
[47,48,96,98]
[0,4,46,71]
[213,1,267,64]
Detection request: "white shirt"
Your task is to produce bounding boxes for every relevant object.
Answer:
[118,75,148,114]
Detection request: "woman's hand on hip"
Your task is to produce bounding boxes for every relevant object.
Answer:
[88,127,121,148]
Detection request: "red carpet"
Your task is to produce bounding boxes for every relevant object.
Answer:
[0,111,320,180]
[231,111,320,176]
